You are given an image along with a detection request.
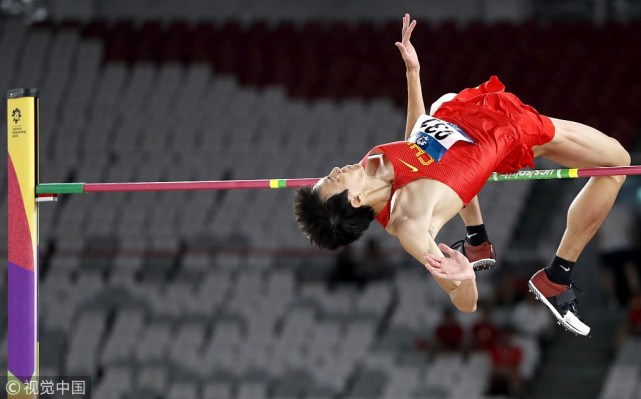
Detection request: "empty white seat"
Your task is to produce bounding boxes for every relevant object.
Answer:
[203,382,232,399]
[101,309,145,364]
[136,366,167,394]
[135,323,172,363]
[167,382,198,399]
[236,382,267,399]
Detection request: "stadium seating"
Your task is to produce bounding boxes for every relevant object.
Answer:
[1,15,639,399]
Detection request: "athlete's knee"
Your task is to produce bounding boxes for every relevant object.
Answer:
[618,148,631,187]
[606,141,630,187]
[599,134,630,167]
[609,173,627,187]
[615,140,631,167]
[587,138,629,186]
[605,146,629,186]
[430,93,457,116]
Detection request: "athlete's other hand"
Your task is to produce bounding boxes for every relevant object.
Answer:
[424,243,476,282]
[395,13,419,71]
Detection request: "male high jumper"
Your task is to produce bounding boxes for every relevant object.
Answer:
[294,14,630,335]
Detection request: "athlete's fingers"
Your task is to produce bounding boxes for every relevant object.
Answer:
[424,252,443,265]
[424,261,442,272]
[424,263,446,277]
[424,261,440,270]
[427,265,451,280]
[438,243,459,258]
[424,259,443,271]
[403,20,416,43]
[437,243,453,255]
[424,252,441,261]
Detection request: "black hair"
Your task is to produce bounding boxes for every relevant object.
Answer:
[293,187,376,250]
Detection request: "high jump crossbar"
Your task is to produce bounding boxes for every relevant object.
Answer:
[33,166,641,196]
[7,88,641,396]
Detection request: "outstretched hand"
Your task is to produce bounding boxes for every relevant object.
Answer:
[424,243,476,282]
[395,13,420,71]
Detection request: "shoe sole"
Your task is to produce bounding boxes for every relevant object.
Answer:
[528,280,590,336]
[471,258,495,272]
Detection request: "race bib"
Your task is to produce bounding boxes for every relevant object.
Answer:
[408,114,475,162]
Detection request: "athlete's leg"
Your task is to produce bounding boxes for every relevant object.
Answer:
[535,117,631,261]
[429,93,457,116]
[529,117,630,335]
[459,196,484,225]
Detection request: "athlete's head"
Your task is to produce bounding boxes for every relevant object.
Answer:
[294,164,375,250]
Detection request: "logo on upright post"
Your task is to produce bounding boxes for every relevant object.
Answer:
[11,108,21,124]
[10,107,27,138]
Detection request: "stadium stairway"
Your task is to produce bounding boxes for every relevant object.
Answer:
[529,307,622,399]
[508,198,625,399]
[527,241,623,399]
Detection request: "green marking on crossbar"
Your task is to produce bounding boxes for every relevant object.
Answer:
[36,183,85,194]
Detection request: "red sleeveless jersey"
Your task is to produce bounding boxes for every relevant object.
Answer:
[364,76,555,228]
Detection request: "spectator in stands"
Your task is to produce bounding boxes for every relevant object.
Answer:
[471,301,501,351]
[434,308,465,353]
[596,200,641,308]
[488,328,525,398]
[627,292,641,335]
[622,291,641,331]
[293,13,630,336]
[360,238,395,282]
[616,291,641,347]
[328,239,395,289]
[494,266,529,307]
[327,245,366,289]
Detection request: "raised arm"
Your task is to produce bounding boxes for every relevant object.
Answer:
[395,14,426,140]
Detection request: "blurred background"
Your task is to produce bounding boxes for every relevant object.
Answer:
[2,0,641,398]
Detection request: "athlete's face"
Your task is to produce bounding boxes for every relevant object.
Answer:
[314,163,366,202]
